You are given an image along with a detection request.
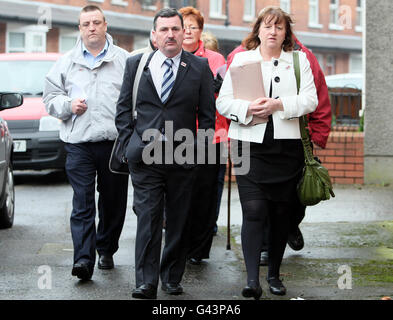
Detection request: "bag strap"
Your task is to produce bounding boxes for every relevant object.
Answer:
[132,52,150,119]
[293,51,314,164]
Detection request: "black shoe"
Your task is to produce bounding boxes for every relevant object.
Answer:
[287,227,304,251]
[267,277,286,296]
[259,251,268,266]
[71,261,93,281]
[98,255,114,270]
[161,282,184,295]
[242,280,262,300]
[132,284,157,299]
[188,257,202,265]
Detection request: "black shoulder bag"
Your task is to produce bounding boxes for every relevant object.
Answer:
[109,52,149,174]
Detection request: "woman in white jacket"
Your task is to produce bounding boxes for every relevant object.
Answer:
[216,6,318,299]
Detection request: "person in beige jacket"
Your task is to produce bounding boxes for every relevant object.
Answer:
[216,6,317,299]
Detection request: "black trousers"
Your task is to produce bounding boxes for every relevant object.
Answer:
[130,162,196,287]
[65,142,128,267]
[187,162,220,260]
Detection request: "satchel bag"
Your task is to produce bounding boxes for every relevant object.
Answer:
[109,52,150,174]
[293,51,335,206]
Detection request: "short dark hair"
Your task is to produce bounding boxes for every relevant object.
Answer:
[153,8,184,30]
[79,5,106,23]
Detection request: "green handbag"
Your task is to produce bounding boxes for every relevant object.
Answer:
[293,51,335,206]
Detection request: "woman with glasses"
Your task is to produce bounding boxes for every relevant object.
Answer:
[178,6,228,266]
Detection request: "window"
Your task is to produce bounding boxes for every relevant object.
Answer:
[59,29,79,53]
[210,0,225,19]
[350,54,362,73]
[8,32,25,52]
[329,0,342,29]
[309,0,322,28]
[326,54,336,75]
[111,0,128,6]
[280,0,290,13]
[356,0,364,32]
[165,0,197,8]
[7,23,47,53]
[243,0,255,21]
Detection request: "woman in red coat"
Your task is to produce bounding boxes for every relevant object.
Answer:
[179,6,228,265]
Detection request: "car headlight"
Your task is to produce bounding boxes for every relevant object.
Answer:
[39,116,61,131]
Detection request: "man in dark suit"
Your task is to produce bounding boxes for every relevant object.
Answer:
[115,8,215,299]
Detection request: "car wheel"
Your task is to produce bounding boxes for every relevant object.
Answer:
[0,164,15,229]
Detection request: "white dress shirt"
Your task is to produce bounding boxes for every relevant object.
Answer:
[148,49,182,97]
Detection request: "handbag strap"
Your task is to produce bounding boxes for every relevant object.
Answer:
[293,51,314,164]
[132,52,150,119]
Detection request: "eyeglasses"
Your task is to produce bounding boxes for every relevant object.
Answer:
[184,26,200,31]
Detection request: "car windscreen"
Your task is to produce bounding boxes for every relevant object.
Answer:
[0,60,55,96]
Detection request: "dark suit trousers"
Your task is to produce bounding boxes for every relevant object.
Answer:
[130,162,196,287]
[65,142,128,266]
[187,143,221,259]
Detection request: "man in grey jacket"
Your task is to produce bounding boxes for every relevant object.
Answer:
[43,5,129,281]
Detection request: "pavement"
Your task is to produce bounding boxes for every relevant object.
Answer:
[1,171,393,302]
[217,182,393,300]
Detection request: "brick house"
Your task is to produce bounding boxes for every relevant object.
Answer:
[0,0,363,75]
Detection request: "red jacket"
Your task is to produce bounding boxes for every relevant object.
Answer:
[226,38,331,149]
[193,40,229,143]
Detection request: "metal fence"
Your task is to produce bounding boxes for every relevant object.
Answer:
[328,87,362,127]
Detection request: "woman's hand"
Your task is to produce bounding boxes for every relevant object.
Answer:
[247,97,283,119]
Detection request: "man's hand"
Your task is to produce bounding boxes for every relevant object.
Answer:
[71,98,88,116]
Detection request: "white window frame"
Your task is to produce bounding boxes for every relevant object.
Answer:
[6,23,48,53]
[209,0,226,20]
[243,0,255,22]
[280,0,291,14]
[349,53,362,73]
[59,29,80,54]
[326,54,336,75]
[329,0,343,30]
[355,0,364,32]
[308,0,322,29]
[111,0,128,7]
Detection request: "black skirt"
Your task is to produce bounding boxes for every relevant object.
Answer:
[235,115,304,203]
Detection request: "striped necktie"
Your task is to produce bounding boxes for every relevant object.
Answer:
[161,58,174,103]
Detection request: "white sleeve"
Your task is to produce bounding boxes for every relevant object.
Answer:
[278,52,318,119]
[216,55,253,125]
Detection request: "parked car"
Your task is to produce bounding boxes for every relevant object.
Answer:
[0,53,66,171]
[0,92,23,228]
[325,73,362,90]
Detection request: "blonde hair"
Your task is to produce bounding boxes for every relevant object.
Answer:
[201,31,219,52]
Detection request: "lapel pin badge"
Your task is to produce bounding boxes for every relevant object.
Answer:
[181,62,187,67]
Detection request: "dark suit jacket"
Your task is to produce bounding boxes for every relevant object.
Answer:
[115,49,216,164]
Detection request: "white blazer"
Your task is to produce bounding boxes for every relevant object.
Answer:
[216,47,318,143]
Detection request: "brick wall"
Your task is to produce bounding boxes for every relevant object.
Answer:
[226,129,365,185]
[314,130,364,184]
